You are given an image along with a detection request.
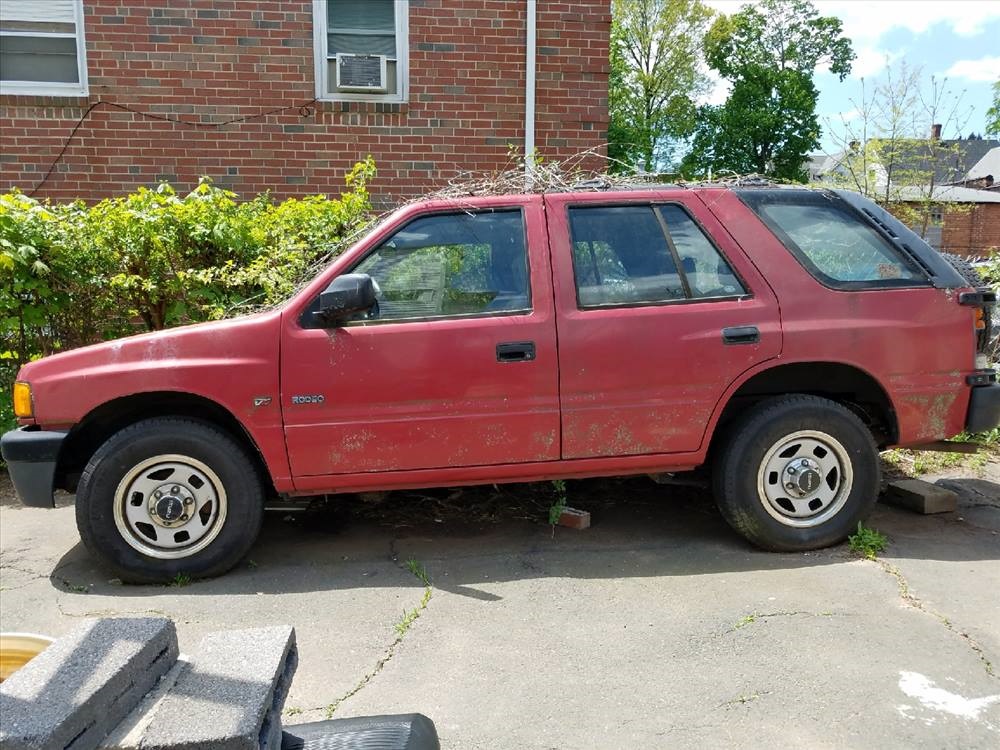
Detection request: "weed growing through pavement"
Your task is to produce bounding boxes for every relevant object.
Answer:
[394,560,433,637]
[324,558,434,718]
[549,479,568,531]
[848,522,888,560]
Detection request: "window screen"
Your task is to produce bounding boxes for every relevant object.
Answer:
[569,205,745,307]
[756,200,925,285]
[350,211,529,321]
[322,0,402,98]
[0,0,86,94]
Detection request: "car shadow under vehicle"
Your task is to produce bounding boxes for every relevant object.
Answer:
[46,473,1000,598]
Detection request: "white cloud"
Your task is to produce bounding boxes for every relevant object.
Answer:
[942,56,1000,82]
[704,1,1000,46]
[844,47,898,79]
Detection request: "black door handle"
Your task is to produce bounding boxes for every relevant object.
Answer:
[722,326,760,345]
[496,341,536,362]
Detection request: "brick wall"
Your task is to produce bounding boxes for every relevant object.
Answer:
[941,204,1000,257]
[0,0,609,203]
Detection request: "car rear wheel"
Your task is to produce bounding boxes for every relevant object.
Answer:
[712,395,880,551]
[76,418,264,583]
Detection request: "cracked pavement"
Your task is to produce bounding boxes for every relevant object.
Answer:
[1,465,998,749]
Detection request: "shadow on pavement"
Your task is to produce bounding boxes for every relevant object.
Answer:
[45,473,1000,599]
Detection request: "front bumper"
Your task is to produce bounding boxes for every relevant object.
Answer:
[966,384,1000,433]
[1,428,67,508]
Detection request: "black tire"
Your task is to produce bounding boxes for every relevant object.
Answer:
[76,418,265,583]
[712,395,880,552]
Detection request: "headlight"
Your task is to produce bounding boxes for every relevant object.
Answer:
[13,381,33,419]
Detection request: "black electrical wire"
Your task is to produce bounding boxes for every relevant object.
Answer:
[26,97,318,197]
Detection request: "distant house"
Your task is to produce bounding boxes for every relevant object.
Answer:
[0,0,611,203]
[937,146,1000,256]
[809,129,1000,256]
[947,146,1000,191]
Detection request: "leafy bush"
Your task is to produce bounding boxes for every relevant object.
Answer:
[0,158,376,433]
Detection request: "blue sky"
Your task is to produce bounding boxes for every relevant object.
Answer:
[703,0,1000,153]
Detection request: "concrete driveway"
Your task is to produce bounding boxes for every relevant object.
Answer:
[2,467,998,749]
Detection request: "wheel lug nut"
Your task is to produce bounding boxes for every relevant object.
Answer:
[171,486,180,494]
[788,467,797,475]
[184,497,193,505]
[154,490,162,498]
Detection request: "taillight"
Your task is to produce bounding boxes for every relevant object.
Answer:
[958,290,995,367]
[973,307,986,331]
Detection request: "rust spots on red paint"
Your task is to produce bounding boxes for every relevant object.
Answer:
[902,392,958,440]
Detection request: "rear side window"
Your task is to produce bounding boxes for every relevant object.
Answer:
[752,198,925,286]
[568,204,746,308]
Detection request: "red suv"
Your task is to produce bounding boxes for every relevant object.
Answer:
[4,186,998,582]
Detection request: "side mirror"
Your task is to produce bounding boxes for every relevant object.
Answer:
[314,273,377,326]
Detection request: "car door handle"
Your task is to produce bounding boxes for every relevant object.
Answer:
[496,341,536,362]
[722,326,760,345]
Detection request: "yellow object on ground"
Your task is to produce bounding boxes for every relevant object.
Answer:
[0,633,53,682]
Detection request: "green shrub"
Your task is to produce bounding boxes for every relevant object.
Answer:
[0,158,376,434]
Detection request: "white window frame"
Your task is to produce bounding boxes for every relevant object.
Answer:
[0,0,88,96]
[312,0,408,103]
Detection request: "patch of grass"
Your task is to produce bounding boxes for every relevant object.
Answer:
[284,706,302,716]
[881,449,905,469]
[733,613,758,629]
[848,522,888,560]
[394,587,433,637]
[167,572,191,588]
[394,559,433,637]
[405,559,430,586]
[881,446,990,479]
[912,453,931,475]
[952,428,1000,449]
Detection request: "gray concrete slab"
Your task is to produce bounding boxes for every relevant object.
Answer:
[884,478,959,514]
[2,468,998,750]
[0,617,177,750]
[135,626,296,750]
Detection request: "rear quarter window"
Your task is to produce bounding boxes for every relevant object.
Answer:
[747,195,927,288]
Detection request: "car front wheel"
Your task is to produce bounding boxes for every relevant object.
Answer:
[76,418,265,583]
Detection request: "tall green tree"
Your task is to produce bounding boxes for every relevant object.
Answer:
[987,79,1000,136]
[681,0,853,182]
[608,0,714,173]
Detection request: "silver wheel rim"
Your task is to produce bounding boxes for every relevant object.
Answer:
[113,454,228,559]
[755,430,854,528]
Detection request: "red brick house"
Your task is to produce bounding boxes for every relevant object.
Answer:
[0,0,610,203]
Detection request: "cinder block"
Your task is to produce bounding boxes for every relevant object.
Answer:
[135,626,297,750]
[0,617,178,750]
[883,479,959,514]
[557,507,591,530]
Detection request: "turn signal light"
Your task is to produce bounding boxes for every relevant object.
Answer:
[12,382,32,419]
[973,308,986,331]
